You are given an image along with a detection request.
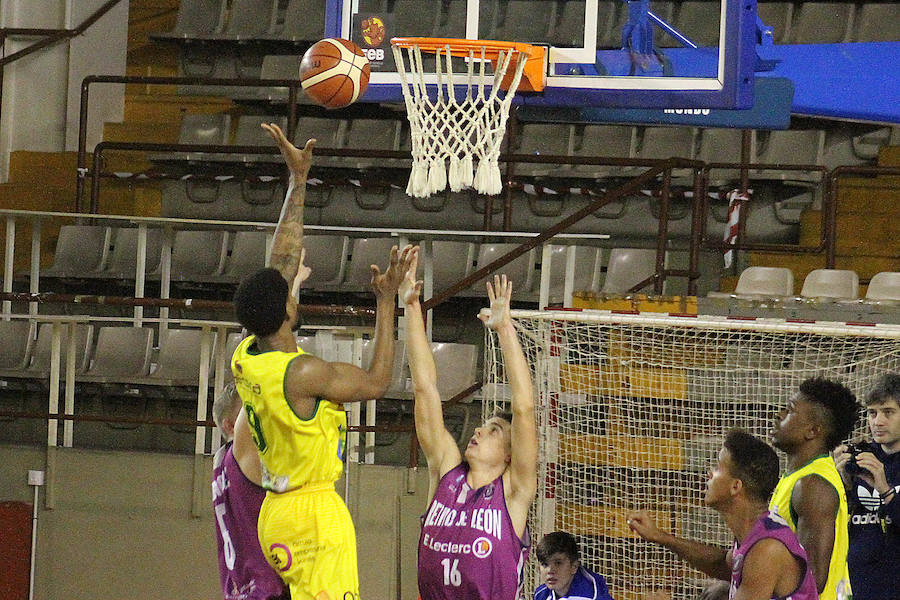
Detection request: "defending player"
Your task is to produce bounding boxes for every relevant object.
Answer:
[769,377,856,600]
[628,430,818,600]
[231,121,417,600]
[211,382,287,600]
[401,267,537,600]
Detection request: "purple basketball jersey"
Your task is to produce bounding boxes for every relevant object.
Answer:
[212,443,286,600]
[730,511,818,600]
[418,463,530,600]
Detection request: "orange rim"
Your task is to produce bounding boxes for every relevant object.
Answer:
[390,36,546,92]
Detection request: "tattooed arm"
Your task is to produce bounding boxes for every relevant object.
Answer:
[262,122,316,285]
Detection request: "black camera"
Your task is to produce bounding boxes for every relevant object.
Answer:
[844,443,866,476]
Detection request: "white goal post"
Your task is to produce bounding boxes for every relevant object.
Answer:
[482,310,900,600]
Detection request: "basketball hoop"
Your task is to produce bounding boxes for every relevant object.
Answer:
[391,37,545,198]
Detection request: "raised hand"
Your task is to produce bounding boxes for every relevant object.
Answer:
[626,510,667,544]
[261,122,315,178]
[478,274,513,331]
[371,245,418,300]
[399,250,422,306]
[291,247,312,299]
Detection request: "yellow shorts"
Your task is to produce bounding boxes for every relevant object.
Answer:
[258,482,360,600]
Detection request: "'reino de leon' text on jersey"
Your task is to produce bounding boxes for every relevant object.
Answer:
[418,463,530,600]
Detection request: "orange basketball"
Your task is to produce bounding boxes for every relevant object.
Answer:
[300,38,370,109]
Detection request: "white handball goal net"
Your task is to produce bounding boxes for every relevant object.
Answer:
[482,311,900,600]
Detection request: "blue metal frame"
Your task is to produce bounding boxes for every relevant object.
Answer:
[325,0,757,110]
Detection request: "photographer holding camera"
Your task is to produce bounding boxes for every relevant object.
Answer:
[834,373,900,600]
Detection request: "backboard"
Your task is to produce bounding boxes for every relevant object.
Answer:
[326,0,757,109]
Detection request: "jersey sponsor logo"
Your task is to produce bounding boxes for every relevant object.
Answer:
[851,513,881,525]
[856,484,882,511]
[268,543,292,572]
[472,537,492,558]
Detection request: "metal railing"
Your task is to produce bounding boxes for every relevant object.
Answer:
[0,0,128,138]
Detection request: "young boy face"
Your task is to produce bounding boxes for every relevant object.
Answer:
[540,552,579,595]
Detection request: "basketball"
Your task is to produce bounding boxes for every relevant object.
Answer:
[299,38,370,110]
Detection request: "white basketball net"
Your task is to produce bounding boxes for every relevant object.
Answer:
[392,43,529,198]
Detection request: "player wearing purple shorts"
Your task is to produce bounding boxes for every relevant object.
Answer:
[212,383,287,600]
[628,430,817,600]
[401,267,538,600]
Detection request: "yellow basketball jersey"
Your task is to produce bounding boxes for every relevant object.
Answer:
[769,454,852,600]
[231,335,347,493]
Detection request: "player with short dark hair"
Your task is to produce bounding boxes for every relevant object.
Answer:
[533,531,614,600]
[402,266,537,600]
[628,430,818,600]
[834,373,900,600]
[211,382,287,600]
[769,377,856,600]
[230,122,417,600]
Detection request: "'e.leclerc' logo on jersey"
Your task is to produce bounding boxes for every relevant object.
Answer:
[472,537,492,558]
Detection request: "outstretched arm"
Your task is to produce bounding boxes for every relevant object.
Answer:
[627,510,732,581]
[285,245,417,414]
[263,122,315,285]
[479,276,538,512]
[400,252,461,498]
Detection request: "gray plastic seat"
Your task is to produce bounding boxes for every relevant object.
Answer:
[494,0,554,42]
[636,126,697,160]
[430,240,475,293]
[154,0,227,39]
[854,3,900,41]
[801,269,859,300]
[151,113,232,163]
[755,130,825,180]
[757,3,793,43]
[432,343,479,401]
[515,123,574,176]
[219,115,286,163]
[303,235,350,288]
[138,328,215,386]
[569,125,636,178]
[698,128,747,183]
[708,266,795,299]
[788,2,854,43]
[344,238,397,290]
[221,0,279,40]
[103,227,163,279]
[214,231,268,284]
[27,323,94,377]
[342,119,403,169]
[80,326,153,383]
[552,0,598,47]
[362,339,409,399]
[41,225,110,279]
[159,230,226,283]
[470,243,536,295]
[865,272,900,302]
[543,245,603,302]
[0,320,35,371]
[602,248,660,294]
[391,0,440,36]
[277,0,327,41]
[663,1,721,48]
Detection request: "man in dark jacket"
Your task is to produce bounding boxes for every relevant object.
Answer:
[835,373,900,600]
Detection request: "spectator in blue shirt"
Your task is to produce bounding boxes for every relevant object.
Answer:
[534,532,614,600]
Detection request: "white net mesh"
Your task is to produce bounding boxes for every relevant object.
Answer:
[482,311,900,600]
[391,42,528,198]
